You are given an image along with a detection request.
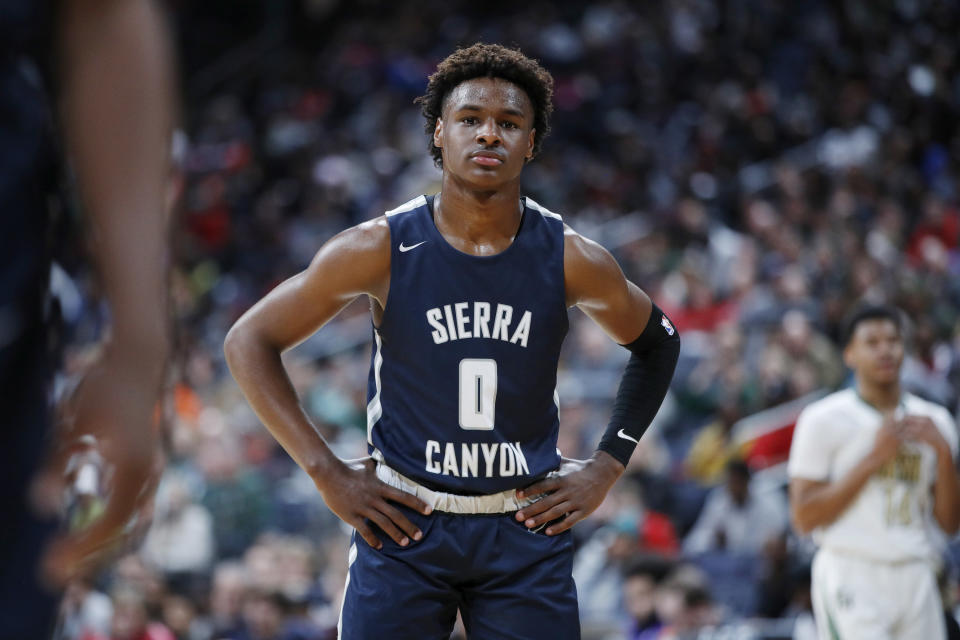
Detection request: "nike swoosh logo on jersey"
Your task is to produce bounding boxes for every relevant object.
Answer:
[617,429,639,444]
[399,241,428,252]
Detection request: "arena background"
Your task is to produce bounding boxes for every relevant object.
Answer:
[54,1,960,639]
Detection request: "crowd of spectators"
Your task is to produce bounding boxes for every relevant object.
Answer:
[51,0,960,638]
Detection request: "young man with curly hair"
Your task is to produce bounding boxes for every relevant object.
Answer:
[225,43,680,639]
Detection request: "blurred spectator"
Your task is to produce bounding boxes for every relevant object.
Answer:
[683,460,787,554]
[764,310,843,391]
[226,588,329,640]
[623,556,674,640]
[141,472,215,578]
[113,557,168,623]
[159,592,212,640]
[574,512,646,628]
[197,437,271,559]
[683,399,745,486]
[59,577,113,640]
[80,585,174,640]
[652,566,720,640]
[207,561,249,638]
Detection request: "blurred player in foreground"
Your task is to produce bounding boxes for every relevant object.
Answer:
[788,305,960,640]
[225,43,680,638]
[0,0,174,636]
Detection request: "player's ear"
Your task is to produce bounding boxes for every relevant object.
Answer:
[433,118,444,148]
[525,128,535,161]
[842,344,856,370]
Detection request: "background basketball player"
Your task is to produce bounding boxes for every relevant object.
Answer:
[789,305,960,640]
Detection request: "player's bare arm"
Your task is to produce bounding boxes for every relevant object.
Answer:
[224,219,431,551]
[901,415,960,533]
[516,228,678,535]
[790,414,901,534]
[40,0,174,587]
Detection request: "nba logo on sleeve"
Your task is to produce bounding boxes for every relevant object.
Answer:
[660,315,675,336]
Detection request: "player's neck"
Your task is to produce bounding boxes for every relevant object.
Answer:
[434,179,524,247]
[855,378,902,412]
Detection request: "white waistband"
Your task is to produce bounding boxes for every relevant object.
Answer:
[375,462,541,514]
[818,545,932,567]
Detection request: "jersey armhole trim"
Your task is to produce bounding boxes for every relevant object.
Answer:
[374,195,427,329]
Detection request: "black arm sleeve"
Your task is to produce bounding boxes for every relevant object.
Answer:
[596,304,681,467]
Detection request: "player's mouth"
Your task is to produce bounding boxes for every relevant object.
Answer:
[875,359,898,372]
[470,151,504,166]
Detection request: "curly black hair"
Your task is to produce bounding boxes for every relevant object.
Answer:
[415,43,554,168]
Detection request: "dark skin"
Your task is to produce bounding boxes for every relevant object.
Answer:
[31,0,174,587]
[790,319,960,534]
[225,76,652,548]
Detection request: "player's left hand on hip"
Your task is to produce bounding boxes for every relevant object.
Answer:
[514,451,624,536]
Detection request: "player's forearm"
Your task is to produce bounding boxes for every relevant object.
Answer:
[932,447,960,534]
[791,458,879,534]
[59,0,174,366]
[224,324,339,479]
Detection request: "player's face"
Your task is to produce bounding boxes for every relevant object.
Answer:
[844,319,904,386]
[433,77,536,188]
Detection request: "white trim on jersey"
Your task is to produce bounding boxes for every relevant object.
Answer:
[385,194,427,217]
[525,197,563,221]
[553,387,560,409]
[337,542,358,638]
[366,331,384,444]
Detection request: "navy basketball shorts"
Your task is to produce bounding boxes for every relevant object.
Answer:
[337,489,580,638]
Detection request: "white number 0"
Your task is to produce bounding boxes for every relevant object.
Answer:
[459,358,497,430]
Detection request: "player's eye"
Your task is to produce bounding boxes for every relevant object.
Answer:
[501,121,519,129]
[461,117,478,125]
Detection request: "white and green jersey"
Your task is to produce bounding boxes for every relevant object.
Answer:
[788,388,958,563]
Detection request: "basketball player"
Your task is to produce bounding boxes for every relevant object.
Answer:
[225,44,680,638]
[788,305,960,640]
[0,1,173,636]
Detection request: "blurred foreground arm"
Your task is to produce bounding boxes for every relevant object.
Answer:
[43,0,175,585]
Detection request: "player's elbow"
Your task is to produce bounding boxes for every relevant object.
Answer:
[223,321,252,374]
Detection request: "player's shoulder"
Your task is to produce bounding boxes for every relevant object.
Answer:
[524,196,564,222]
[798,388,858,423]
[520,196,597,265]
[903,392,955,424]
[328,215,390,254]
[328,195,429,251]
[557,215,608,265]
[384,194,429,218]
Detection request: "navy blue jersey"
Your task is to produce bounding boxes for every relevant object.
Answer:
[366,194,568,494]
[0,3,60,638]
[0,0,54,346]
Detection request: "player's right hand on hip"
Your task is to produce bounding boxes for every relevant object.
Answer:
[315,457,432,550]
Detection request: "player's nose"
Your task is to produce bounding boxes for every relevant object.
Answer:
[475,119,502,146]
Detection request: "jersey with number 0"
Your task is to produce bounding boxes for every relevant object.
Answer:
[788,389,959,563]
[365,194,568,494]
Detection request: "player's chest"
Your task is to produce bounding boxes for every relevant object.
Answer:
[831,409,936,482]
